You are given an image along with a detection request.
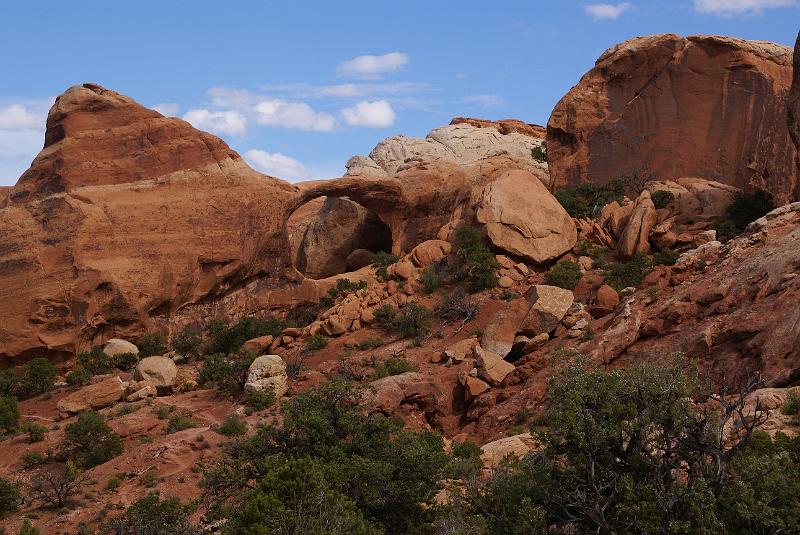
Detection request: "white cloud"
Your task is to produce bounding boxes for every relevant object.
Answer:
[253,99,337,132]
[182,109,247,136]
[337,52,409,79]
[585,2,631,20]
[463,94,504,107]
[341,100,396,128]
[0,128,44,185]
[693,0,795,15]
[0,104,43,130]
[151,102,180,116]
[244,149,308,181]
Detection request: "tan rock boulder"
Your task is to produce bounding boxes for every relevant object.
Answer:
[57,376,125,414]
[472,345,515,386]
[596,284,619,310]
[462,375,491,402]
[518,285,574,337]
[409,240,452,268]
[617,191,657,259]
[482,299,530,356]
[480,433,538,468]
[243,335,274,355]
[244,355,288,397]
[103,339,139,358]
[547,34,797,204]
[442,337,480,363]
[476,170,577,264]
[134,356,177,391]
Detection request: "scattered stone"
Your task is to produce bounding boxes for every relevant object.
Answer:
[596,284,620,310]
[243,335,274,355]
[134,356,177,393]
[518,285,574,336]
[57,376,126,414]
[472,345,515,386]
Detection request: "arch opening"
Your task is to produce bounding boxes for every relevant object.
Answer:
[287,195,393,280]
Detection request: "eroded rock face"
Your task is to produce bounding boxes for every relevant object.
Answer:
[547,34,797,204]
[346,119,548,182]
[790,31,800,194]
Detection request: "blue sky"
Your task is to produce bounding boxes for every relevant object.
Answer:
[0,0,796,185]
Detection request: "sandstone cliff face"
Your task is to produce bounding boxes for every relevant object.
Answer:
[790,31,800,198]
[547,34,797,204]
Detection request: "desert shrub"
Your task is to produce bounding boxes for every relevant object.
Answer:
[218,415,247,437]
[170,327,203,360]
[651,189,675,209]
[544,260,582,290]
[16,358,57,399]
[154,405,175,420]
[575,240,608,267]
[286,304,320,327]
[393,304,432,341]
[203,379,448,533]
[370,357,418,379]
[619,167,657,195]
[0,396,19,436]
[652,247,679,266]
[713,217,739,243]
[448,440,484,480]
[136,332,167,358]
[305,333,329,351]
[113,352,139,371]
[0,370,14,397]
[372,251,398,281]
[714,189,776,242]
[332,278,367,296]
[100,493,198,535]
[781,391,800,416]
[200,350,257,394]
[21,450,48,469]
[604,253,652,291]
[76,347,116,376]
[22,421,46,443]
[18,519,41,535]
[531,145,547,163]
[318,295,335,310]
[63,411,123,468]
[205,316,288,355]
[462,355,800,534]
[437,287,480,324]
[555,179,625,218]
[106,472,126,491]
[451,225,499,292]
[421,266,441,294]
[30,460,86,509]
[166,415,197,434]
[356,338,384,351]
[373,304,397,330]
[0,476,19,517]
[65,366,91,387]
[245,388,276,412]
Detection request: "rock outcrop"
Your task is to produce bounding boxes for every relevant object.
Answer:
[547,34,797,204]
[346,119,548,183]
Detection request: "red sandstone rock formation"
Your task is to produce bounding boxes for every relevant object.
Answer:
[547,34,797,204]
[0,84,576,362]
[790,31,800,197]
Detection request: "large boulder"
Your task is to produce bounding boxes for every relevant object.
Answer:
[475,170,577,264]
[547,34,797,204]
[518,285,574,337]
[472,345,515,386]
[480,433,538,468]
[134,356,178,391]
[57,376,126,414]
[482,299,531,356]
[102,339,139,358]
[244,355,288,397]
[291,196,391,279]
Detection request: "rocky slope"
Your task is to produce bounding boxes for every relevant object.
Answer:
[547,34,797,203]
